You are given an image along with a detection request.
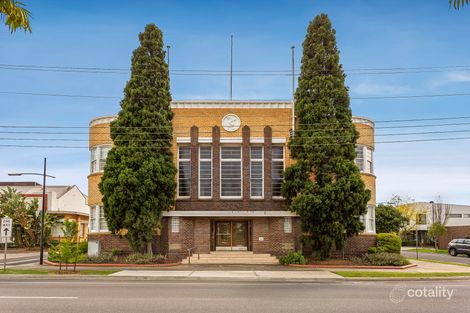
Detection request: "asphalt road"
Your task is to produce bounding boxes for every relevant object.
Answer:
[0,279,469,313]
[402,250,470,264]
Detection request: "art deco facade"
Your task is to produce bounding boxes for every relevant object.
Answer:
[87,100,376,258]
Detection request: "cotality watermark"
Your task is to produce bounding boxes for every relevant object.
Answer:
[389,285,454,303]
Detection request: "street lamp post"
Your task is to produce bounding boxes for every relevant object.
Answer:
[8,157,56,265]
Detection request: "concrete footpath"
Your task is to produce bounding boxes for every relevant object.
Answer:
[110,269,343,280]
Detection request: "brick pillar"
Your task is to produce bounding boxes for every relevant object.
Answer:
[190,126,199,200]
[212,126,220,201]
[264,126,272,200]
[242,126,251,206]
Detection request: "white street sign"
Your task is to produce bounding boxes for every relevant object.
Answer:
[1,218,12,239]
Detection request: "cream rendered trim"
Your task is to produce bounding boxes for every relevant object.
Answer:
[163,210,298,217]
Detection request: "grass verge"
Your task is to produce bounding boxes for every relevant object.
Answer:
[405,248,448,254]
[334,271,470,278]
[0,269,117,275]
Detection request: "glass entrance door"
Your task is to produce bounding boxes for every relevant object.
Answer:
[215,221,248,251]
[215,222,231,248]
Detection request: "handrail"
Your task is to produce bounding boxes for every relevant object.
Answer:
[187,246,200,264]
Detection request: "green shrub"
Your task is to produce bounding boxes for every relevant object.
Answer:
[362,252,410,266]
[278,251,307,265]
[78,241,88,254]
[111,248,122,256]
[124,253,166,264]
[372,233,402,254]
[47,245,60,262]
[86,252,116,264]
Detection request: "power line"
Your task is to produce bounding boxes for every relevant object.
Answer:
[2,90,470,101]
[2,129,470,143]
[1,136,470,149]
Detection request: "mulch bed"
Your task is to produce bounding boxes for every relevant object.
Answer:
[44,260,181,267]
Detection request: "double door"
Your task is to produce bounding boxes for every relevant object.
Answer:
[215,221,248,251]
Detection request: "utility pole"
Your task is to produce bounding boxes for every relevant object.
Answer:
[230,34,233,100]
[166,45,170,69]
[291,45,295,138]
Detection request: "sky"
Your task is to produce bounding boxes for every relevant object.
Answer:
[0,0,469,204]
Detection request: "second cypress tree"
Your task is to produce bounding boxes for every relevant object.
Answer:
[282,14,370,259]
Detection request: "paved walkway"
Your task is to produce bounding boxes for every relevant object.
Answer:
[402,250,470,264]
[110,269,343,280]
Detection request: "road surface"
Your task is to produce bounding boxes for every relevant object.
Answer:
[402,250,470,264]
[0,278,469,313]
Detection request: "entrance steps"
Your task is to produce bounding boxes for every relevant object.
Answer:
[182,251,278,265]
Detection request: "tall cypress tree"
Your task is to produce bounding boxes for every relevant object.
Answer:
[282,14,370,259]
[99,24,176,253]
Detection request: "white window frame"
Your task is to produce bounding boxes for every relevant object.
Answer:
[90,144,112,174]
[271,145,285,198]
[171,216,180,233]
[98,205,108,232]
[89,206,97,232]
[250,146,264,199]
[198,146,212,199]
[355,145,373,174]
[220,145,243,199]
[177,145,191,198]
[284,217,292,233]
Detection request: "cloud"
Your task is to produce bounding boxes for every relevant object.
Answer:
[428,71,470,87]
[352,82,411,96]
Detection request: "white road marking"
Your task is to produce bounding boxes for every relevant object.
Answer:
[0,296,78,299]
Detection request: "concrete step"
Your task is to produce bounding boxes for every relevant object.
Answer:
[182,251,279,265]
[182,258,278,265]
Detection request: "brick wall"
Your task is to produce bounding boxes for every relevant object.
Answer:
[330,234,377,258]
[438,226,470,249]
[88,232,131,253]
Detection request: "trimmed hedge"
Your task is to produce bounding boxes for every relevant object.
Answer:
[361,252,410,266]
[368,233,402,254]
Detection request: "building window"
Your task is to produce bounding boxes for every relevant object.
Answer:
[355,145,373,174]
[178,146,191,197]
[99,206,108,231]
[221,146,242,198]
[368,206,375,233]
[171,217,180,233]
[199,146,212,198]
[272,145,284,197]
[250,146,263,198]
[284,217,292,233]
[449,214,463,218]
[416,213,427,225]
[90,145,111,173]
[89,206,96,232]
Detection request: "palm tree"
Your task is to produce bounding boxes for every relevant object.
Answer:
[0,0,31,33]
[450,0,469,9]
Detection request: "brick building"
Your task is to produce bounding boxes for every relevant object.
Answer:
[87,100,376,260]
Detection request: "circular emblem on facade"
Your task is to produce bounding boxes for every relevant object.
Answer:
[221,114,241,132]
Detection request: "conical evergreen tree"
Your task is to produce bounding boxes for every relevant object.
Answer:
[99,24,176,253]
[282,14,370,259]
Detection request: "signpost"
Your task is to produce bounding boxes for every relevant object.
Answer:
[1,217,12,272]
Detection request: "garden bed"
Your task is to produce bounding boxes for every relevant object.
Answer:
[44,260,181,268]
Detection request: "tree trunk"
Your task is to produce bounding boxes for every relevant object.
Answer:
[146,242,153,256]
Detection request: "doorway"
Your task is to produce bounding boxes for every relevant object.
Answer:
[214,221,248,251]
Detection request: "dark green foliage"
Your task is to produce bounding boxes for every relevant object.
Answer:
[361,252,410,266]
[278,251,307,265]
[99,24,177,253]
[83,252,166,264]
[368,233,402,254]
[375,204,408,234]
[282,14,370,259]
